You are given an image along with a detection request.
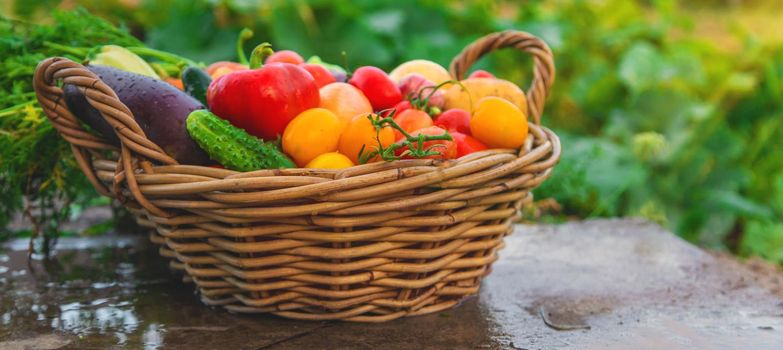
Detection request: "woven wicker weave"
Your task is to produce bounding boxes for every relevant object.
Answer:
[33,30,560,322]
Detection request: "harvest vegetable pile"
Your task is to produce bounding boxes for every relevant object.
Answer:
[64,32,531,171]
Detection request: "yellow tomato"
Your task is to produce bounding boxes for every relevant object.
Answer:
[305,152,354,169]
[319,83,373,127]
[338,114,395,164]
[282,108,342,167]
[470,97,528,149]
[389,59,452,85]
[443,78,527,113]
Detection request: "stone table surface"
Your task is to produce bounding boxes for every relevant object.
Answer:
[1,218,782,349]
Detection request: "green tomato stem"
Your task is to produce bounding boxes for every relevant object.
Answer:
[358,114,452,164]
[341,51,351,79]
[413,79,459,113]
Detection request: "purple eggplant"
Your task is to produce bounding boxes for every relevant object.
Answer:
[64,65,211,165]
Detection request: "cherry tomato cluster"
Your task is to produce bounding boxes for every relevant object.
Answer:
[201,44,529,170]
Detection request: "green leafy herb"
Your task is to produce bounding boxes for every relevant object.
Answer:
[0,8,144,251]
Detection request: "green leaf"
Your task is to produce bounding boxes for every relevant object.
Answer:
[537,133,646,217]
[705,190,773,219]
[365,9,404,35]
[774,175,783,213]
[725,72,757,94]
[618,42,663,93]
[741,221,783,263]
[145,4,237,63]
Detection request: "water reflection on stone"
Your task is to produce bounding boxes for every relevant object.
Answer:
[0,234,503,349]
[0,236,175,348]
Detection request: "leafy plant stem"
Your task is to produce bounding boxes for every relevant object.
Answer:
[126,46,199,67]
[236,28,254,65]
[41,41,89,57]
[358,113,452,164]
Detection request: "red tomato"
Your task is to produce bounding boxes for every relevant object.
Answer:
[207,63,320,141]
[451,132,488,157]
[266,50,305,65]
[301,63,336,88]
[468,70,495,79]
[434,108,471,134]
[349,66,402,110]
[400,126,456,160]
[392,109,433,141]
[382,100,412,118]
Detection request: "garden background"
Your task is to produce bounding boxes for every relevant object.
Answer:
[1,0,781,262]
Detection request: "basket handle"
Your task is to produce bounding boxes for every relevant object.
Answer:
[33,57,174,217]
[449,30,555,125]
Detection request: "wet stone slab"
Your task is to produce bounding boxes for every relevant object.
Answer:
[1,218,782,349]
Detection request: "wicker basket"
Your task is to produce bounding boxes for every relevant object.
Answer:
[33,30,560,322]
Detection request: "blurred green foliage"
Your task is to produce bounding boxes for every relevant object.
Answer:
[0,8,142,250]
[4,0,782,261]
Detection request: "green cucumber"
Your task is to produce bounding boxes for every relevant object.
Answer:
[186,110,295,171]
[182,66,212,106]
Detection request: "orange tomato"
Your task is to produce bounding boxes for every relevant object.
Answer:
[265,50,305,65]
[305,152,354,169]
[470,97,528,149]
[282,108,342,167]
[443,78,527,113]
[206,61,247,79]
[338,113,394,164]
[319,83,373,127]
[164,77,184,91]
[400,126,456,160]
[392,109,433,141]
